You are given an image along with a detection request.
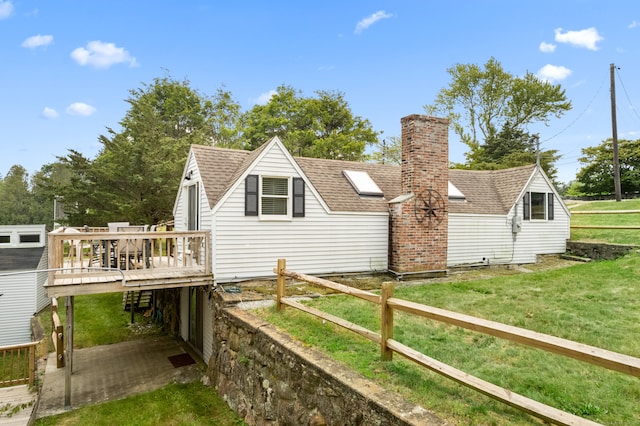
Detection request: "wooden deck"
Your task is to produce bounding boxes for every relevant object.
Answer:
[46,230,213,297]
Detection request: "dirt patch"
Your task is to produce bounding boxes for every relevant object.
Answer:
[228,255,582,297]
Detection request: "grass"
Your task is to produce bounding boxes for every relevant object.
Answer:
[35,381,244,426]
[37,293,163,350]
[569,198,640,244]
[35,293,246,425]
[255,252,640,425]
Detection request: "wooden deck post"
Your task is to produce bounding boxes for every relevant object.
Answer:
[380,282,394,361]
[276,259,286,311]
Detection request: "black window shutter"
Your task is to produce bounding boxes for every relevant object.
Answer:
[548,193,554,220]
[292,177,305,217]
[245,175,258,216]
[523,192,530,220]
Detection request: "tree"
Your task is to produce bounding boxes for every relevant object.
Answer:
[206,85,242,148]
[425,57,571,173]
[241,85,379,160]
[0,165,47,225]
[370,136,401,165]
[575,138,640,195]
[55,76,223,226]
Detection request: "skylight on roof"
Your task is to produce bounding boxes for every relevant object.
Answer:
[343,170,384,197]
[448,181,466,200]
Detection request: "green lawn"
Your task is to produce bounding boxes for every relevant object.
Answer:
[569,198,640,244]
[36,294,245,425]
[256,252,640,425]
[35,381,244,426]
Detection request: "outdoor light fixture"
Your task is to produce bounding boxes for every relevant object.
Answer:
[184,170,193,181]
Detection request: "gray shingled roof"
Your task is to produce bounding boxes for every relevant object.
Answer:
[190,142,536,215]
[0,247,46,271]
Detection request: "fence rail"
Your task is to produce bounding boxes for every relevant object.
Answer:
[274,259,639,426]
[0,341,39,387]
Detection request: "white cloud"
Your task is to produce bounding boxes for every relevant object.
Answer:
[41,107,58,119]
[539,42,556,53]
[554,27,603,50]
[252,90,276,105]
[66,102,96,116]
[537,64,572,83]
[22,34,54,49]
[0,1,14,19]
[70,41,138,69]
[629,20,639,29]
[354,10,392,34]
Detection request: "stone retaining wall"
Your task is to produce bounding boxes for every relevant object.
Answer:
[566,241,636,260]
[206,292,444,426]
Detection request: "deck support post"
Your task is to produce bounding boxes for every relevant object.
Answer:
[64,295,74,409]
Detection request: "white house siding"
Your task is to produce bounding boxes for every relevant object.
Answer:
[175,154,215,362]
[511,173,570,263]
[448,214,515,267]
[0,273,36,345]
[212,144,389,282]
[36,245,49,312]
[202,296,213,364]
[179,287,189,342]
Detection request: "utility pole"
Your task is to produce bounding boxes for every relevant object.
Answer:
[610,63,622,202]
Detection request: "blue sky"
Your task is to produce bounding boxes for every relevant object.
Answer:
[1,1,639,184]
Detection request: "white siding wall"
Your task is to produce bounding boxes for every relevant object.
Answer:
[512,173,570,263]
[213,144,388,282]
[203,296,213,364]
[179,287,189,342]
[448,214,515,266]
[36,245,49,312]
[448,172,569,267]
[0,274,36,345]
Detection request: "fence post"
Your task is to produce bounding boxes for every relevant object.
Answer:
[380,281,394,361]
[276,258,286,311]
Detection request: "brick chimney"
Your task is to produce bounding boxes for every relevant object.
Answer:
[388,114,449,274]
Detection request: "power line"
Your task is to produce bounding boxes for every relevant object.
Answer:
[615,67,640,124]
[540,73,607,145]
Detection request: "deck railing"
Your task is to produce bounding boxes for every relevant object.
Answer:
[48,229,211,285]
[0,341,39,387]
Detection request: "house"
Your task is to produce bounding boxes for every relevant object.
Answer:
[0,225,49,346]
[172,114,570,360]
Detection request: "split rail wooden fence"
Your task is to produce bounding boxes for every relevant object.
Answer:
[274,259,640,426]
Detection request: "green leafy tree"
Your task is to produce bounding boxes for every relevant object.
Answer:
[56,76,223,226]
[370,136,401,165]
[576,138,640,195]
[0,165,47,225]
[241,85,379,160]
[207,85,242,148]
[425,57,571,173]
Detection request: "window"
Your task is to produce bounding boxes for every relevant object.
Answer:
[19,234,40,243]
[245,175,306,219]
[523,192,554,221]
[0,235,10,244]
[187,183,199,230]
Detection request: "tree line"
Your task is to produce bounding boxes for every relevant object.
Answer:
[0,58,626,228]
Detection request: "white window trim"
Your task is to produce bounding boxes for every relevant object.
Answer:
[259,175,292,221]
[529,191,548,221]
